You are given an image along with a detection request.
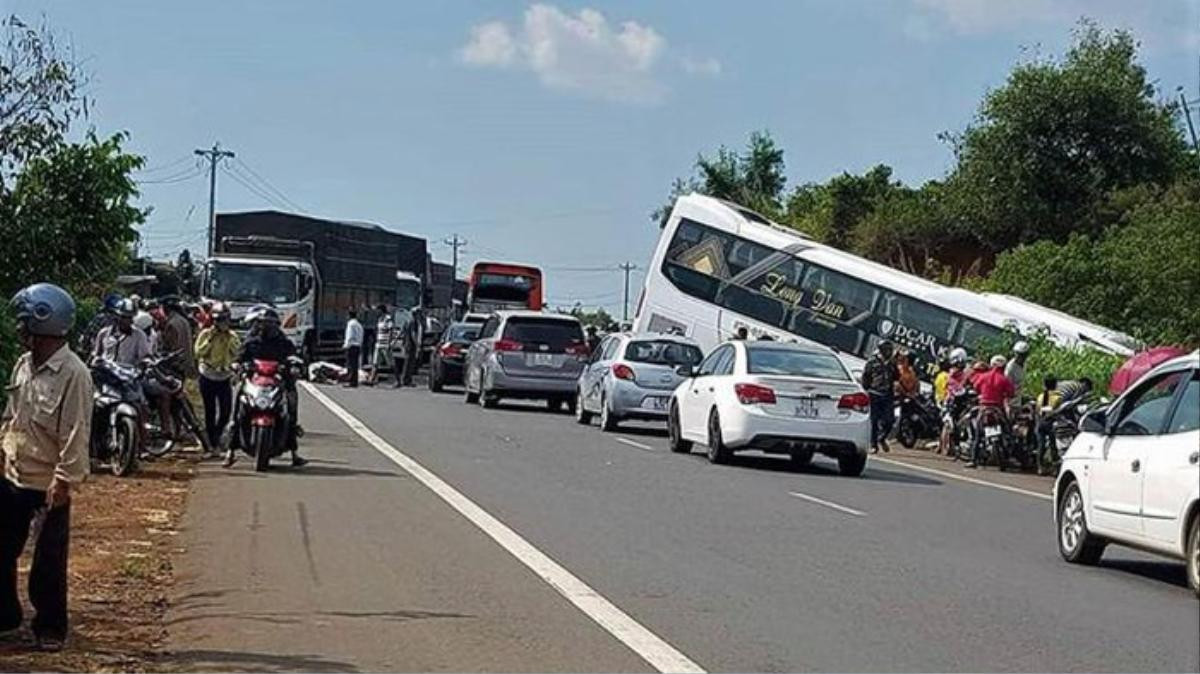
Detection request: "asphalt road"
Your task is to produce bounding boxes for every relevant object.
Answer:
[168,381,1200,672]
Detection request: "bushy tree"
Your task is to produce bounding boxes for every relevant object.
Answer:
[652,130,786,225]
[0,132,147,298]
[985,180,1200,346]
[944,22,1196,256]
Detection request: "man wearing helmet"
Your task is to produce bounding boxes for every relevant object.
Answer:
[1005,340,1030,399]
[227,306,306,468]
[966,354,1016,468]
[1,283,92,650]
[91,299,152,367]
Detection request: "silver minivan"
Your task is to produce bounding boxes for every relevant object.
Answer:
[576,332,704,431]
[463,311,589,412]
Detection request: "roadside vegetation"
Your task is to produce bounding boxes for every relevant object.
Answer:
[656,22,1199,357]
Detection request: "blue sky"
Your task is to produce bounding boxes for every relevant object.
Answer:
[6,0,1199,314]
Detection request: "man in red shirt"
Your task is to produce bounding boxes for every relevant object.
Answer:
[966,355,1015,468]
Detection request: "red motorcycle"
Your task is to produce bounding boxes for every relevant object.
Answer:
[234,357,301,472]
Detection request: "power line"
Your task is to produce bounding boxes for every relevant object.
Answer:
[134,155,194,175]
[136,166,204,185]
[232,158,305,213]
[223,164,284,207]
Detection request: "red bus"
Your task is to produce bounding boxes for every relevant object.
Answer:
[467,262,544,313]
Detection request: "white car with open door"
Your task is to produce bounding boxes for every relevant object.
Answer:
[1054,351,1200,597]
[667,340,871,476]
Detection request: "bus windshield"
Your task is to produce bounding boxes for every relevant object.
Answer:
[474,273,534,303]
[206,262,298,304]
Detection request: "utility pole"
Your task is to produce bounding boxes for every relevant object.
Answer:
[444,234,467,277]
[619,262,638,322]
[1179,88,1199,154]
[195,142,236,257]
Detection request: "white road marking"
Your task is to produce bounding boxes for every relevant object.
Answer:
[615,437,654,452]
[871,457,1052,501]
[302,382,705,674]
[787,490,866,517]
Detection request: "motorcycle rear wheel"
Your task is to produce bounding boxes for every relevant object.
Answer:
[112,416,139,477]
[897,420,918,449]
[177,400,212,454]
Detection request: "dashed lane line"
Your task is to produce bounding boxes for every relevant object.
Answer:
[615,437,655,451]
[787,490,867,517]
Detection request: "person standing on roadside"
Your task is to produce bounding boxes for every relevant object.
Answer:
[343,309,363,388]
[367,304,398,387]
[1005,340,1030,400]
[157,297,196,439]
[0,283,92,651]
[194,303,240,453]
[862,341,899,453]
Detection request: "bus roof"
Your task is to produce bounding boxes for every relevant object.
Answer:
[471,261,542,275]
[672,193,1138,354]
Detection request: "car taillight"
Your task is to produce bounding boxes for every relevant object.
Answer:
[494,339,522,352]
[735,383,776,405]
[612,363,635,381]
[440,343,462,357]
[565,340,590,356]
[282,312,298,329]
[838,392,870,413]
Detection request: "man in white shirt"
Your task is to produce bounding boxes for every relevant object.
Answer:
[343,310,364,388]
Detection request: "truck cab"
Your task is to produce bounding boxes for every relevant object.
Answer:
[202,253,318,358]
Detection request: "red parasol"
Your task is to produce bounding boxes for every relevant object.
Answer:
[1109,347,1189,395]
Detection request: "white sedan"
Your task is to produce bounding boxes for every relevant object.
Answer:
[667,340,871,476]
[1054,350,1199,597]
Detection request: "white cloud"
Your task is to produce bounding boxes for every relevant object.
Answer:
[459,4,716,104]
[460,21,518,67]
[681,55,722,77]
[908,0,1199,51]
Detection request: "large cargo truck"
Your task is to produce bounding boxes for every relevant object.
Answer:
[202,211,428,361]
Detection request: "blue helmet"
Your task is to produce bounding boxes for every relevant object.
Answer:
[103,292,125,313]
[10,283,77,337]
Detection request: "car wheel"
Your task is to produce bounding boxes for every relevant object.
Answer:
[463,369,479,404]
[706,409,731,464]
[565,396,577,416]
[790,449,813,470]
[1186,513,1199,599]
[1057,481,1105,565]
[576,390,593,424]
[546,398,564,412]
[837,452,867,477]
[429,363,443,392]
[668,401,692,453]
[599,395,618,432]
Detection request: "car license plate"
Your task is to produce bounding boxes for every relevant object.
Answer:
[984,426,1001,438]
[644,396,668,411]
[527,353,555,367]
[794,399,818,419]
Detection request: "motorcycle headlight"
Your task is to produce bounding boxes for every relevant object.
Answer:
[252,392,277,410]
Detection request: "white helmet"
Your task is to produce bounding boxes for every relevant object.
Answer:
[1012,340,1030,355]
[990,354,1007,368]
[133,310,154,332]
[949,347,968,365]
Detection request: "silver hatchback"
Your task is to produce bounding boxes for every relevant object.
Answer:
[463,311,590,412]
[575,333,704,431]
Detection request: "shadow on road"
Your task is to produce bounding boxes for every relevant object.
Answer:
[273,463,403,479]
[679,451,942,486]
[1098,558,1190,591]
[609,425,668,439]
[166,648,360,673]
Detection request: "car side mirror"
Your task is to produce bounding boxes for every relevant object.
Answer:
[675,364,694,378]
[1080,409,1107,435]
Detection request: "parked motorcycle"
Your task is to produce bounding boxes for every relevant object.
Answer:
[89,358,143,477]
[1035,396,1095,475]
[895,392,941,449]
[233,357,303,472]
[1007,400,1039,471]
[140,352,211,459]
[947,387,979,462]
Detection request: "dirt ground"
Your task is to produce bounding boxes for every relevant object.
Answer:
[0,454,198,673]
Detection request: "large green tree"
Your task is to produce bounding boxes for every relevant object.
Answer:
[0,132,147,298]
[944,22,1196,256]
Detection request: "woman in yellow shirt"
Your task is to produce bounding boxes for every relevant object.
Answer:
[194,304,241,452]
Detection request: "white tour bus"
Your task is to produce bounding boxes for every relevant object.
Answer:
[632,194,1139,380]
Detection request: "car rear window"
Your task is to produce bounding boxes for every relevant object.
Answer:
[503,318,583,351]
[625,340,703,366]
[448,325,480,341]
[746,347,849,380]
